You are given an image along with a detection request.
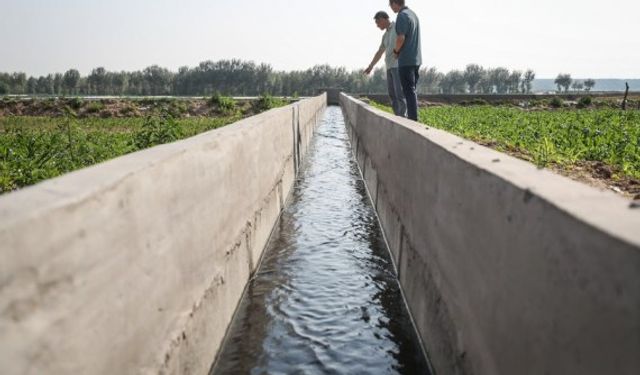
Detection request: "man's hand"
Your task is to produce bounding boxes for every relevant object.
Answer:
[365,48,385,75]
[394,34,406,60]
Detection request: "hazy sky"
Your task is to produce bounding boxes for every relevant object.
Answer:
[1,0,639,78]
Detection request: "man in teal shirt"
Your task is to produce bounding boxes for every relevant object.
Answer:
[390,0,422,121]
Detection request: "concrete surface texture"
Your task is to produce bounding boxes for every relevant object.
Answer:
[362,92,635,105]
[341,93,640,375]
[318,88,341,105]
[0,94,326,375]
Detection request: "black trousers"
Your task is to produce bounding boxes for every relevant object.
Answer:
[399,66,420,121]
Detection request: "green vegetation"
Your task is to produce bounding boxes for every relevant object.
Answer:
[420,106,640,177]
[255,94,287,111]
[577,96,592,108]
[0,59,593,97]
[208,93,237,115]
[68,97,83,110]
[0,94,293,194]
[0,114,238,193]
[133,114,183,149]
[85,101,105,113]
[549,97,564,108]
[372,102,640,179]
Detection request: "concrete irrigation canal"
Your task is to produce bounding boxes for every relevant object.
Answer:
[211,107,429,374]
[1,92,639,375]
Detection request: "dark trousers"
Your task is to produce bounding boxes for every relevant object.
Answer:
[399,66,420,121]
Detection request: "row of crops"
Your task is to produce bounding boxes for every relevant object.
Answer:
[369,101,640,192]
[0,115,238,193]
[416,106,640,180]
[0,95,290,194]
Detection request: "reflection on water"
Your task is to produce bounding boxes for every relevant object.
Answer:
[211,106,430,375]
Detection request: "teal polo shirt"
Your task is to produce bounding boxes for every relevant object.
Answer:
[395,6,422,67]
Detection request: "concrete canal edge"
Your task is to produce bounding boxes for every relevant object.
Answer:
[0,94,326,374]
[341,93,640,375]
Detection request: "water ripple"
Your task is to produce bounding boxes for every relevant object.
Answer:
[211,107,430,375]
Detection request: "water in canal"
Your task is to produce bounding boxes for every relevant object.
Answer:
[210,106,430,374]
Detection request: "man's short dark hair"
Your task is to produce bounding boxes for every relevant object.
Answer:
[390,0,406,6]
[374,11,389,20]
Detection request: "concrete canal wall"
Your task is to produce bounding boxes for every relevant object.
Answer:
[341,93,640,375]
[361,92,639,105]
[0,95,326,375]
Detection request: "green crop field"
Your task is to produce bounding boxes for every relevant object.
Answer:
[419,107,640,177]
[0,94,290,194]
[0,115,238,194]
[372,102,640,183]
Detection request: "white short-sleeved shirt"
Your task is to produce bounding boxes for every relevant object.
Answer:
[380,22,399,70]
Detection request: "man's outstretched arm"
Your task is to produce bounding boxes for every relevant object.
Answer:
[364,47,385,75]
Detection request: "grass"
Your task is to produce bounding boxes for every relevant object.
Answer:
[371,102,640,180]
[208,93,237,115]
[255,94,287,111]
[0,114,239,193]
[0,95,293,194]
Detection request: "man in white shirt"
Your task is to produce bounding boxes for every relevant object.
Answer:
[364,11,407,117]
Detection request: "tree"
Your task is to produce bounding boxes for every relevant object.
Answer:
[36,76,53,94]
[440,70,466,94]
[489,68,511,94]
[143,65,173,95]
[464,64,484,93]
[521,70,535,93]
[27,77,37,93]
[554,73,572,93]
[0,73,10,93]
[174,66,192,95]
[508,71,522,93]
[571,81,584,92]
[77,77,90,95]
[255,63,274,94]
[0,61,561,97]
[419,67,444,94]
[63,69,81,95]
[128,71,145,95]
[584,79,596,92]
[10,73,27,94]
[88,67,107,94]
[111,72,128,96]
[53,73,63,95]
[478,73,493,94]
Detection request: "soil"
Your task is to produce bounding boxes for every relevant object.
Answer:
[549,161,640,200]
[0,97,271,119]
[472,139,639,200]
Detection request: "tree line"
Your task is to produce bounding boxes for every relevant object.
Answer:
[553,74,596,93]
[0,59,596,96]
